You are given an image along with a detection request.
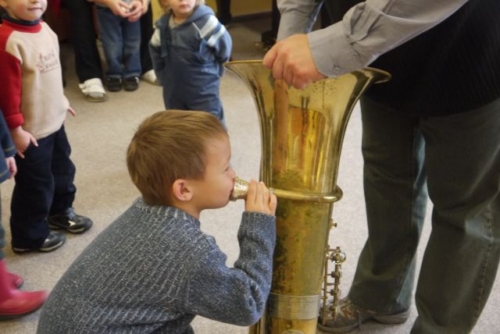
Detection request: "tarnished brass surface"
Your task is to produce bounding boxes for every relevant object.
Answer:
[225,60,390,334]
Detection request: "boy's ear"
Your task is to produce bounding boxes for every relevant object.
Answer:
[172,179,193,202]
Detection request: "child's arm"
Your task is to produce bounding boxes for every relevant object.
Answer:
[9,126,38,159]
[205,17,232,64]
[182,211,276,326]
[90,0,130,16]
[149,27,165,85]
[0,47,24,132]
[0,113,17,173]
[0,37,38,158]
[180,182,276,326]
[127,0,146,22]
[5,156,17,179]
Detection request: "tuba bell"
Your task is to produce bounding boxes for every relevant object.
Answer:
[225,60,390,334]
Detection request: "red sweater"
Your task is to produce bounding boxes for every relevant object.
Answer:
[0,19,69,139]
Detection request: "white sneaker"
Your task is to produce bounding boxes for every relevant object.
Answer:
[141,70,159,85]
[79,78,106,102]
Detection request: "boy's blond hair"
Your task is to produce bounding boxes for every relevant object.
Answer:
[157,0,205,14]
[127,110,228,206]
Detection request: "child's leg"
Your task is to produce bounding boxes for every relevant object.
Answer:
[96,7,124,79]
[10,136,55,249]
[47,126,92,234]
[122,20,141,79]
[122,20,141,91]
[48,126,76,215]
[187,86,225,123]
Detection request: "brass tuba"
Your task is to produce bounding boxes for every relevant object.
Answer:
[225,60,390,334]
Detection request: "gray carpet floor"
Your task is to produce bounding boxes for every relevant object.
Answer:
[0,16,498,334]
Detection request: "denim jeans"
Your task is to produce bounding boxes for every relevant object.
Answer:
[348,97,500,334]
[10,126,76,249]
[96,7,141,79]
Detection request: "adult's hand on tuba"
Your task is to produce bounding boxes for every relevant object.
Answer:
[263,34,326,89]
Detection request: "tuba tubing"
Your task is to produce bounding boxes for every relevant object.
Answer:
[226,60,390,334]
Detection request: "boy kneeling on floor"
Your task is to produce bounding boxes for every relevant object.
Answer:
[37,110,277,334]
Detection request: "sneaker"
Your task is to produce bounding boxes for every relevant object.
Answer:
[79,78,106,102]
[140,70,159,85]
[317,298,410,333]
[48,208,93,234]
[106,77,123,92]
[12,231,66,254]
[123,76,139,91]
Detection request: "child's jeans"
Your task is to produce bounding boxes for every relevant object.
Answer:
[96,6,141,79]
[10,126,76,249]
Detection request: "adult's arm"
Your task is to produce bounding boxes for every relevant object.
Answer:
[264,0,469,88]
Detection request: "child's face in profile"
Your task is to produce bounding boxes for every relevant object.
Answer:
[0,0,46,21]
[166,0,197,21]
[189,135,235,212]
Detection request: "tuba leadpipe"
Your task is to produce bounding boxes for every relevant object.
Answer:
[226,60,390,334]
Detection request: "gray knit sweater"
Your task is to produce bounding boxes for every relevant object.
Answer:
[36,198,276,333]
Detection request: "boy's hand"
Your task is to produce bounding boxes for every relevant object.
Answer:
[5,157,17,178]
[10,126,38,159]
[245,179,277,215]
[127,0,144,22]
[96,0,130,16]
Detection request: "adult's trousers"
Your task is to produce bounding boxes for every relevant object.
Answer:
[348,97,500,334]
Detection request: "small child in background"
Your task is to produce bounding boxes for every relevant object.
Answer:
[37,110,277,333]
[150,0,232,124]
[0,0,93,253]
[95,0,149,92]
[0,110,47,319]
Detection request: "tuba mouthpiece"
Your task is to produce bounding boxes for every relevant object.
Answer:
[230,177,249,201]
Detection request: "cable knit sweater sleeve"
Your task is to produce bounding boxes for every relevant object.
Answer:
[182,211,276,326]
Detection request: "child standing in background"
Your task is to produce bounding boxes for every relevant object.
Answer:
[95,0,149,92]
[150,0,232,124]
[37,110,277,333]
[0,0,93,253]
[0,110,47,319]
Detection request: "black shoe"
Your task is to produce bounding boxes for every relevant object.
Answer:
[123,76,139,91]
[106,77,122,92]
[48,208,93,234]
[12,231,66,254]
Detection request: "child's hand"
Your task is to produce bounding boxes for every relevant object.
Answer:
[244,179,277,215]
[99,0,131,17]
[5,157,17,178]
[127,0,144,22]
[68,106,76,117]
[10,126,38,159]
